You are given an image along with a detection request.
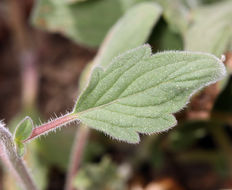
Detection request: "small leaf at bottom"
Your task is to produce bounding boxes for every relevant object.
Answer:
[14,116,33,142]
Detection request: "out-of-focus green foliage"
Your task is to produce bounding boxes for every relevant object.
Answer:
[167,121,208,151]
[200,0,229,5]
[73,157,127,190]
[149,20,183,51]
[94,2,162,67]
[30,0,232,54]
[26,141,48,190]
[36,128,106,170]
[36,128,76,170]
[31,0,141,47]
[184,0,232,56]
[155,0,190,34]
[61,0,87,4]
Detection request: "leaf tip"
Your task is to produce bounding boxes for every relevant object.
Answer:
[207,52,227,82]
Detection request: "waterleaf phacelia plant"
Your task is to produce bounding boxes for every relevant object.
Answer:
[20,44,226,144]
[0,44,226,190]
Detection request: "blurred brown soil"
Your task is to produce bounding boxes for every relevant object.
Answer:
[37,34,96,116]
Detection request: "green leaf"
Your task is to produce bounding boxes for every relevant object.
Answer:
[73,45,226,143]
[184,1,232,56]
[13,116,33,156]
[14,116,33,142]
[31,0,139,47]
[94,2,162,68]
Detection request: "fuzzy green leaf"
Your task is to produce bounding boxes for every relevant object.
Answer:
[74,45,226,143]
[14,116,33,142]
[14,117,33,157]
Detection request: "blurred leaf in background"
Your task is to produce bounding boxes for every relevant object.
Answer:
[73,156,127,190]
[184,0,232,56]
[36,128,76,171]
[155,0,190,34]
[93,2,162,67]
[167,121,208,152]
[31,0,142,47]
[149,19,183,51]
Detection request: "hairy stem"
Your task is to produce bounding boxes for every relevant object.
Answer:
[24,113,79,143]
[0,122,38,190]
[65,124,90,190]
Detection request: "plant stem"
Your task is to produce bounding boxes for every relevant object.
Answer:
[65,124,90,190]
[0,122,38,190]
[24,113,79,143]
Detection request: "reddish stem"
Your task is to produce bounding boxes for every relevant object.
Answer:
[24,113,78,143]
